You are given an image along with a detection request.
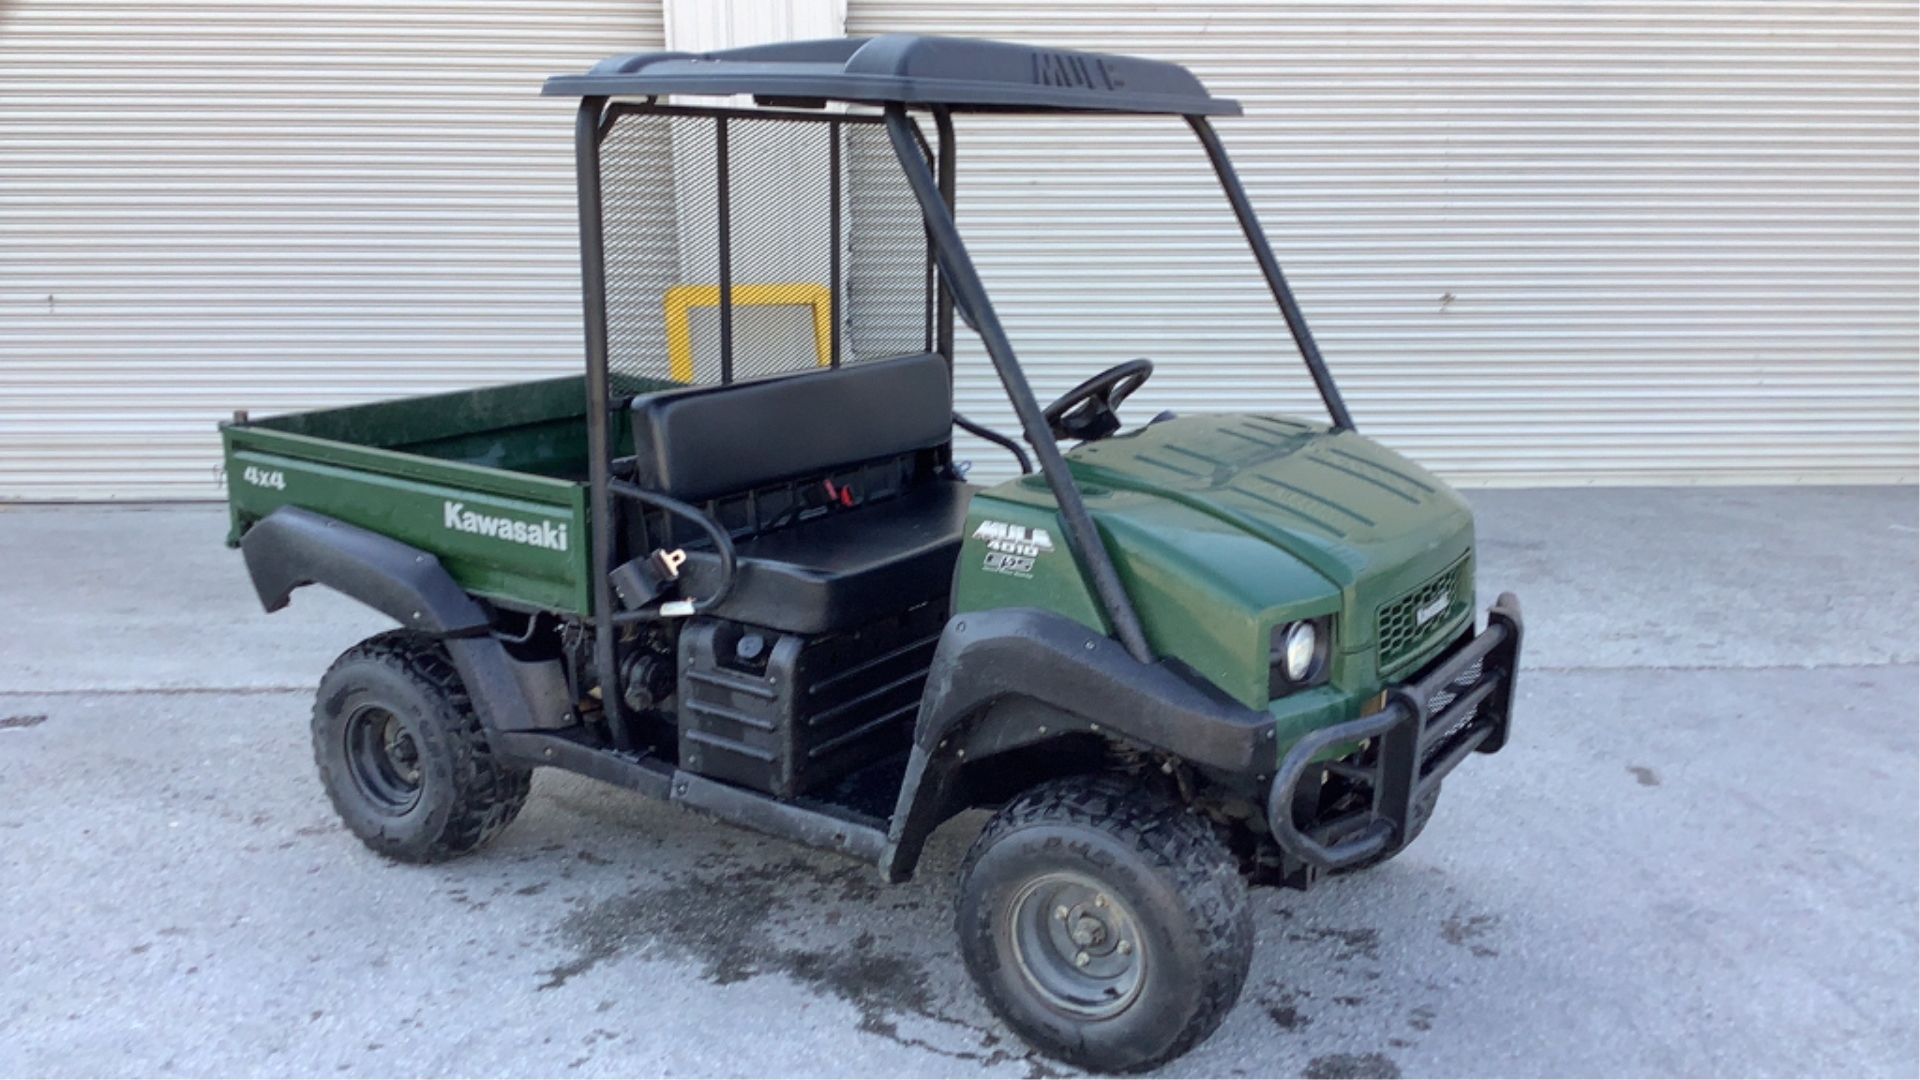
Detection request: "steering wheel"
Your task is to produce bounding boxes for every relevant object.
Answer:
[1041,358,1154,442]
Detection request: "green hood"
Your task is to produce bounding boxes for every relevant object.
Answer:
[1070,414,1473,597]
[956,414,1475,709]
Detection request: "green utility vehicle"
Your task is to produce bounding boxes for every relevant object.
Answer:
[223,36,1522,1073]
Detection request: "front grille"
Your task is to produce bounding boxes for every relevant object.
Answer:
[1378,554,1471,671]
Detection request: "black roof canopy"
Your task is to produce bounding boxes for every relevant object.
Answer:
[543,34,1241,116]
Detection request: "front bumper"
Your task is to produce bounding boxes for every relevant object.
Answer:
[1266,592,1523,871]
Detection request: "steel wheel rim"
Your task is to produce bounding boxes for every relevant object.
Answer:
[344,705,423,814]
[1007,871,1147,1020]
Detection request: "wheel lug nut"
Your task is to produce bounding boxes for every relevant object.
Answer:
[1075,951,1090,967]
[1055,906,1069,920]
[1117,940,1132,955]
[1094,895,1108,908]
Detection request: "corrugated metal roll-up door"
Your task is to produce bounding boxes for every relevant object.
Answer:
[0,1,664,500]
[847,2,1919,486]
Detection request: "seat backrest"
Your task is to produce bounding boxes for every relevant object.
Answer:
[628,352,953,503]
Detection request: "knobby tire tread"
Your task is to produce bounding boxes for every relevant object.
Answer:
[315,630,530,863]
[961,773,1253,1072]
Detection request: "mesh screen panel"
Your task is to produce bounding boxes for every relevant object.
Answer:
[845,123,935,362]
[598,106,933,390]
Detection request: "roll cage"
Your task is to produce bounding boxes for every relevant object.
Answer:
[546,34,1356,740]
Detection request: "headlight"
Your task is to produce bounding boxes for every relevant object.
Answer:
[1269,617,1331,698]
[1282,622,1317,682]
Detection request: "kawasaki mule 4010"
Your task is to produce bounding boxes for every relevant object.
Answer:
[222,36,1523,1072]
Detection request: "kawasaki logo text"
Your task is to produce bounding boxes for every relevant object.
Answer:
[443,501,568,552]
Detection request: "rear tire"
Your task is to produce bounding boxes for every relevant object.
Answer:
[312,631,531,863]
[955,774,1252,1073]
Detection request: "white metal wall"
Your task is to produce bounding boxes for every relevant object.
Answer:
[0,0,664,500]
[5,3,1913,497]
[849,1,1920,486]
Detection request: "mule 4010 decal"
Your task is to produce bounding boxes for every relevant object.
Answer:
[973,519,1055,578]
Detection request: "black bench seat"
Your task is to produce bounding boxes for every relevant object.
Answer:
[679,479,972,634]
[622,352,972,635]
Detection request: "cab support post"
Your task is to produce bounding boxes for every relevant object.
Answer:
[933,106,958,365]
[1188,116,1355,432]
[573,94,632,750]
[884,105,1154,665]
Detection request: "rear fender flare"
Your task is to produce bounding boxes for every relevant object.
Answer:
[239,506,549,734]
[878,607,1275,882]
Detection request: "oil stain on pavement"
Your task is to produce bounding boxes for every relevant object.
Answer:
[537,851,1059,1074]
[1302,1051,1402,1078]
[1439,914,1500,958]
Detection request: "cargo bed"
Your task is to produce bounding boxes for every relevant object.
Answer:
[221,376,666,614]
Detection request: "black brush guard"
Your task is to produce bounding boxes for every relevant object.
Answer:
[1267,593,1524,871]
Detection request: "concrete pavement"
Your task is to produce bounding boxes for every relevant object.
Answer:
[1,486,1914,1077]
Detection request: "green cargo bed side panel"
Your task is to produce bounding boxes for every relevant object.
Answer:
[215,376,686,615]
[225,430,591,613]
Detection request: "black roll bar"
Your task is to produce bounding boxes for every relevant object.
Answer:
[933,106,958,365]
[715,117,735,385]
[884,105,1155,665]
[572,95,634,751]
[1188,116,1356,432]
[572,96,1348,717]
[827,117,843,365]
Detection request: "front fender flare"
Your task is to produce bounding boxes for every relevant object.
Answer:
[878,607,1276,882]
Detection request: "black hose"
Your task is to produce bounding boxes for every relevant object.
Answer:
[953,411,1033,474]
[605,479,738,619]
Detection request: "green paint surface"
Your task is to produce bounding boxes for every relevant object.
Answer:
[222,376,668,615]
[956,413,1477,725]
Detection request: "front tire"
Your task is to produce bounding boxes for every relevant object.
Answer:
[955,775,1252,1073]
[312,631,531,863]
